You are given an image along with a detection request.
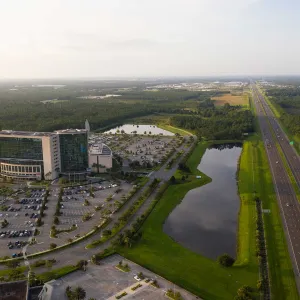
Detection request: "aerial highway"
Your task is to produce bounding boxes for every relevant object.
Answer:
[251,83,300,293]
[253,85,300,187]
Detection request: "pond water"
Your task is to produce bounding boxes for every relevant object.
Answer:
[105,124,174,136]
[163,143,242,259]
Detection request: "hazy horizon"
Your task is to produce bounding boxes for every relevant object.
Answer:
[1,0,299,79]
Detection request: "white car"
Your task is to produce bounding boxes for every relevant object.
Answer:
[134,275,141,281]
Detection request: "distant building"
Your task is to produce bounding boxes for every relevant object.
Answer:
[89,143,112,172]
[85,119,90,133]
[0,129,88,181]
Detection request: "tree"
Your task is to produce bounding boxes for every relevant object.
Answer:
[169,176,176,184]
[124,236,132,248]
[102,229,112,237]
[59,177,68,185]
[257,279,264,291]
[73,286,86,300]
[28,271,36,286]
[76,260,88,271]
[174,291,183,300]
[49,243,57,249]
[217,253,235,267]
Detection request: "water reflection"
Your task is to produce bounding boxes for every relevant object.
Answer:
[163,144,242,259]
[105,124,174,136]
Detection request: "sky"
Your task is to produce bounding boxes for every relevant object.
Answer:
[0,0,299,78]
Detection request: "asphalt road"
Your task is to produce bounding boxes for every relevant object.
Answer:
[251,83,300,293]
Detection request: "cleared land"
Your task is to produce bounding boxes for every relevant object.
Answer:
[212,93,247,106]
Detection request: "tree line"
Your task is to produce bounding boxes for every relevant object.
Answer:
[170,104,254,140]
[266,88,300,137]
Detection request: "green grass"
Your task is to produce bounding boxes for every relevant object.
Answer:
[119,142,260,300]
[36,265,78,283]
[0,266,26,277]
[157,123,194,136]
[235,141,258,268]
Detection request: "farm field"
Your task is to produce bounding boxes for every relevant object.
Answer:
[212,93,248,106]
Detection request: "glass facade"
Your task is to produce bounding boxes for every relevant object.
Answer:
[59,133,88,173]
[0,137,43,161]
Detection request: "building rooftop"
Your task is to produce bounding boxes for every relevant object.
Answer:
[0,280,28,300]
[89,143,112,155]
[0,130,53,137]
[55,129,87,134]
[38,279,67,300]
[0,129,87,137]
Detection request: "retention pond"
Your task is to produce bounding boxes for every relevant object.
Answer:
[163,143,242,259]
[104,124,174,136]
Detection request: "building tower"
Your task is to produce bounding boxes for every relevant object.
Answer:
[85,119,90,134]
[55,129,88,180]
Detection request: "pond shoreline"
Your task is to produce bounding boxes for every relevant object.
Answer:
[163,143,242,259]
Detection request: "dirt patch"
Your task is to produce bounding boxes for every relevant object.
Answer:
[212,94,246,106]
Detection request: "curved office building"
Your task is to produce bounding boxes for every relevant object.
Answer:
[0,129,88,181]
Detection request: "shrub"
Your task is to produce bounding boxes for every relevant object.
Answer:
[217,253,235,267]
[49,243,57,250]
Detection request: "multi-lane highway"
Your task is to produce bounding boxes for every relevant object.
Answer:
[254,85,300,187]
[251,83,300,293]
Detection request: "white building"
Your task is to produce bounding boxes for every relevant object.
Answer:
[88,143,113,172]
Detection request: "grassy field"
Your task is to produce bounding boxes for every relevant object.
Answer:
[157,123,193,136]
[235,140,258,268]
[36,265,78,283]
[212,93,248,107]
[119,142,260,299]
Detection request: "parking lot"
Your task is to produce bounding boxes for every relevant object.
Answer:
[91,133,183,169]
[41,254,200,300]
[0,188,46,257]
[24,181,133,254]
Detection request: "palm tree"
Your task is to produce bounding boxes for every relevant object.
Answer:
[73,286,86,300]
[124,236,132,248]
